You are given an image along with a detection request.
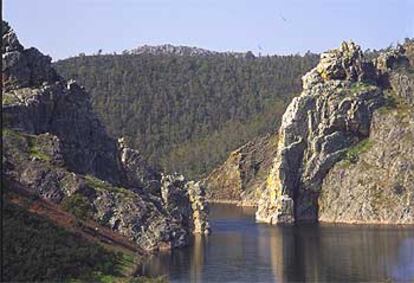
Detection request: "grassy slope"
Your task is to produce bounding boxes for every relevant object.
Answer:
[2,127,166,282]
[3,184,163,282]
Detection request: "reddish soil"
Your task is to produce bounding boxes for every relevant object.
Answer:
[5,183,148,256]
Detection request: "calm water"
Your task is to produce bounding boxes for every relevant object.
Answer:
[140,204,414,282]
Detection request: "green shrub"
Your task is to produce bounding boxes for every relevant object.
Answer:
[349,82,376,94]
[345,139,375,164]
[84,175,133,197]
[84,174,112,191]
[61,193,93,220]
[3,200,121,282]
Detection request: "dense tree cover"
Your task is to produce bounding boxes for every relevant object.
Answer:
[54,52,318,178]
[3,200,121,281]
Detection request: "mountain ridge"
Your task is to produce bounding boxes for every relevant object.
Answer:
[54,46,319,178]
[127,43,255,58]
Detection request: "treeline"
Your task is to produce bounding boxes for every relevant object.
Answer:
[54,51,318,178]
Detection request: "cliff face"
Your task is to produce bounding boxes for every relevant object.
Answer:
[203,134,278,206]
[2,20,122,185]
[318,107,414,223]
[256,41,414,224]
[2,21,209,252]
[318,56,414,224]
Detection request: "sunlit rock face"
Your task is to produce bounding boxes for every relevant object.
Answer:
[256,41,414,224]
[203,134,278,206]
[187,181,210,234]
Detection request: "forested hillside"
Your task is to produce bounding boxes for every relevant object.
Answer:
[54,50,318,177]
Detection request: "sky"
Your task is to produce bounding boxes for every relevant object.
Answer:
[4,0,414,61]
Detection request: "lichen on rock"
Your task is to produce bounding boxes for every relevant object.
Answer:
[318,107,414,224]
[256,41,413,224]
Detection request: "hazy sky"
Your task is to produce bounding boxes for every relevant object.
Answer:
[5,0,414,60]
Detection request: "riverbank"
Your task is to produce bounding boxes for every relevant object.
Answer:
[208,199,257,207]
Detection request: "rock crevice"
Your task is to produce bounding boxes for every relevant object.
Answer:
[256,41,413,224]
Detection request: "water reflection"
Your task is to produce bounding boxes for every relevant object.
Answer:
[140,204,414,282]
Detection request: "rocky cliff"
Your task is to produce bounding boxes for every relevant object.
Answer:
[128,44,253,58]
[203,134,278,206]
[129,44,217,57]
[2,21,209,252]
[256,41,414,224]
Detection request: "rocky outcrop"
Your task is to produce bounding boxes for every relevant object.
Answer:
[2,21,60,92]
[318,107,414,224]
[129,44,217,57]
[318,42,414,224]
[118,137,161,193]
[118,141,211,236]
[2,21,209,251]
[128,44,253,59]
[187,181,210,233]
[256,41,414,224]
[375,45,410,74]
[3,47,123,185]
[388,69,414,107]
[203,134,278,206]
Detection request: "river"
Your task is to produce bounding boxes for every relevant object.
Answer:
[140,204,414,282]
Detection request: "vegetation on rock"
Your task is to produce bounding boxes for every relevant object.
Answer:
[344,139,375,164]
[61,193,93,220]
[256,40,414,224]
[3,199,126,282]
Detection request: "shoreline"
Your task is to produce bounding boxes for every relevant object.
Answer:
[207,199,258,207]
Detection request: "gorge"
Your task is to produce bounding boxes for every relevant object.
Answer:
[2,18,414,282]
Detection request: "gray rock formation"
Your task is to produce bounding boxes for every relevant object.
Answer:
[2,22,59,92]
[3,22,121,184]
[375,45,410,73]
[129,44,217,57]
[118,137,161,193]
[319,108,414,224]
[128,44,254,59]
[187,181,210,234]
[2,21,209,251]
[256,41,414,224]
[389,69,414,107]
[318,43,414,224]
